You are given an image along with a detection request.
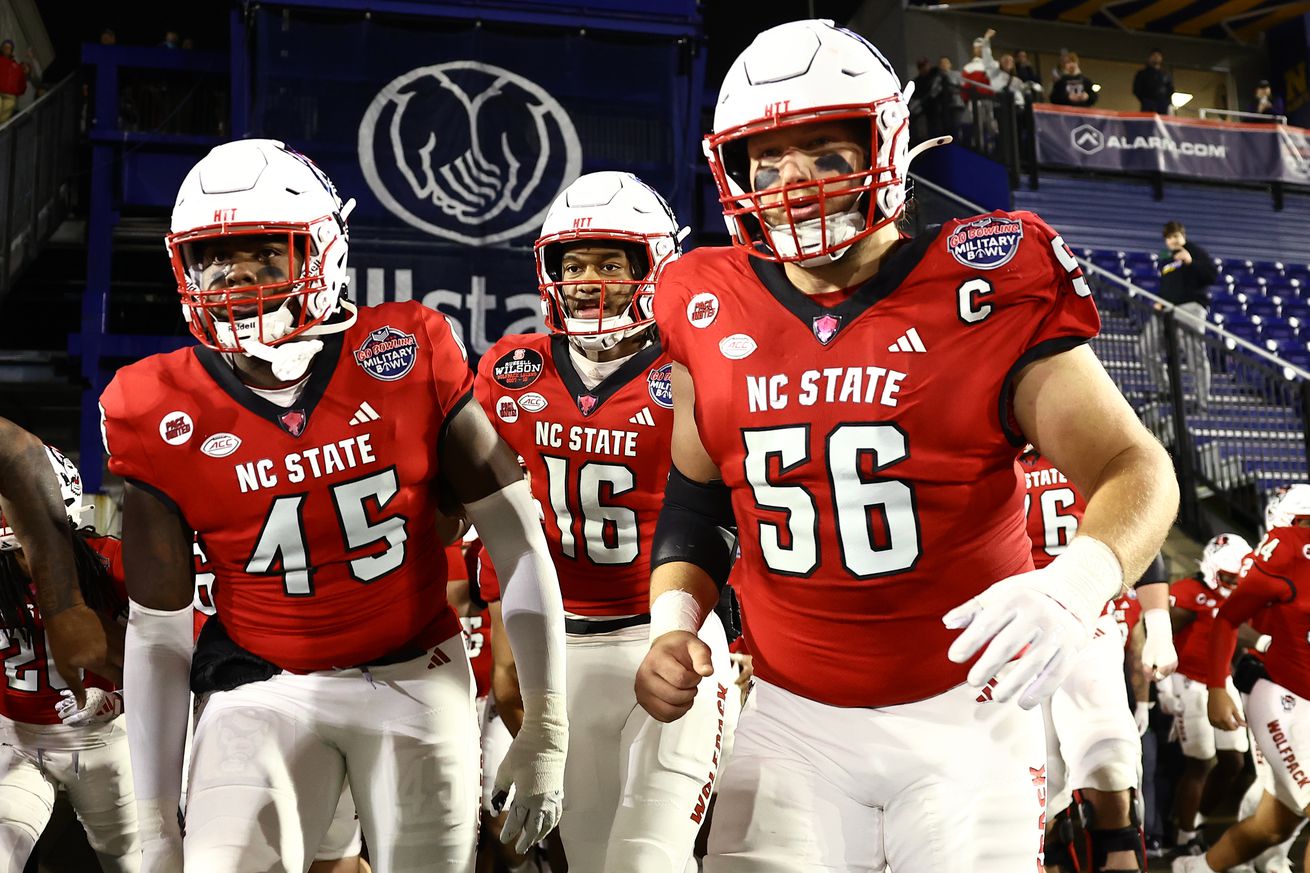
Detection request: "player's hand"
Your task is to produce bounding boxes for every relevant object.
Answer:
[943,571,1090,710]
[731,652,754,706]
[1134,701,1153,736]
[45,604,120,704]
[635,630,714,723]
[491,691,566,855]
[1175,248,1193,265]
[1207,687,1245,731]
[1141,608,1178,680]
[55,687,122,726]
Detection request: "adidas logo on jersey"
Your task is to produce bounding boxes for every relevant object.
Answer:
[349,402,381,426]
[887,327,927,353]
[628,407,656,427]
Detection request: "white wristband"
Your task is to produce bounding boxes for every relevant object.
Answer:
[650,590,706,642]
[1143,607,1172,640]
[1255,634,1273,654]
[1045,536,1125,628]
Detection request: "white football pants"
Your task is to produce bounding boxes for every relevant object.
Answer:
[1170,672,1249,759]
[705,676,1046,873]
[183,633,479,873]
[1044,614,1143,815]
[0,717,139,873]
[559,613,735,873]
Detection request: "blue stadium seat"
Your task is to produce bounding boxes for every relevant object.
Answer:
[1210,299,1245,325]
[1225,323,1262,348]
[1248,298,1282,322]
[1262,322,1299,351]
[1280,348,1310,370]
[1284,301,1310,326]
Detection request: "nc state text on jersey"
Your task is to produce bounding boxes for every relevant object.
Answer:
[745,366,908,413]
[235,434,378,493]
[1023,466,1069,490]
[534,422,639,458]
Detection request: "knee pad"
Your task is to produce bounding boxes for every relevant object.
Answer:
[1045,806,1081,873]
[1088,826,1145,872]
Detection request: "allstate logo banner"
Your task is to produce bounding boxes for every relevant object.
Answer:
[1034,106,1308,183]
[358,62,583,245]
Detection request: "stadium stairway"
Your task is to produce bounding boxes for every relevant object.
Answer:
[1013,173,1310,265]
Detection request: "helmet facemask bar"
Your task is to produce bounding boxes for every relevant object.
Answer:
[705,102,906,265]
[168,220,337,355]
[536,229,665,351]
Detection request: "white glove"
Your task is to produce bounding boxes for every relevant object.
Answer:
[1134,701,1153,736]
[55,688,122,726]
[944,537,1123,710]
[492,690,566,855]
[137,800,183,873]
[1141,608,1178,680]
[1156,679,1183,716]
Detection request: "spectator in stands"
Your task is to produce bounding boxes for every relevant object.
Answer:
[1139,221,1217,412]
[1133,49,1174,114]
[1050,53,1097,107]
[991,54,1026,108]
[0,40,27,124]
[99,28,116,46]
[909,56,946,142]
[1252,79,1285,119]
[1012,50,1044,103]
[961,29,998,101]
[1050,48,1071,88]
[160,30,180,49]
[936,55,965,142]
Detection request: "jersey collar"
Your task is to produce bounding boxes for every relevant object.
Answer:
[550,335,663,417]
[193,333,344,437]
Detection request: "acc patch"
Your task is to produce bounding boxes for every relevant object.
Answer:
[200,433,242,458]
[648,363,674,408]
[518,392,549,413]
[719,334,757,361]
[493,348,544,390]
[355,326,419,381]
[159,411,194,446]
[946,216,1023,271]
[495,397,520,423]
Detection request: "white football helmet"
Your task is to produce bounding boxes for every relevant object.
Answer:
[0,445,88,551]
[536,172,685,353]
[167,139,358,380]
[1199,533,1252,592]
[1266,483,1310,531]
[705,20,947,267]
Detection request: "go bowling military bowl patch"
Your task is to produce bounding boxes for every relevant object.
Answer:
[648,363,674,409]
[946,216,1023,270]
[355,326,419,381]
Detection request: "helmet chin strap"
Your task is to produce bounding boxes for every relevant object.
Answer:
[768,208,867,268]
[233,300,360,382]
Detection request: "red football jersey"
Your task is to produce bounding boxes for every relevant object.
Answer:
[475,542,501,603]
[1020,451,1087,571]
[461,606,492,699]
[1210,527,1310,698]
[474,333,674,616]
[192,535,217,641]
[1103,588,1142,645]
[0,536,125,724]
[1172,576,1223,683]
[655,211,1100,707]
[100,303,471,672]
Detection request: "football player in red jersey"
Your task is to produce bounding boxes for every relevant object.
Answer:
[0,418,117,701]
[0,446,138,873]
[1162,534,1253,856]
[474,171,735,872]
[99,140,568,873]
[1022,448,1169,873]
[1174,486,1310,873]
[633,20,1178,871]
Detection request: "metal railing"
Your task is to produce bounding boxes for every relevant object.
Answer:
[1199,107,1287,125]
[0,74,80,302]
[910,172,1310,533]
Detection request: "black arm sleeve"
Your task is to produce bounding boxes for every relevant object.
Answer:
[651,466,737,591]
[1134,551,1168,588]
